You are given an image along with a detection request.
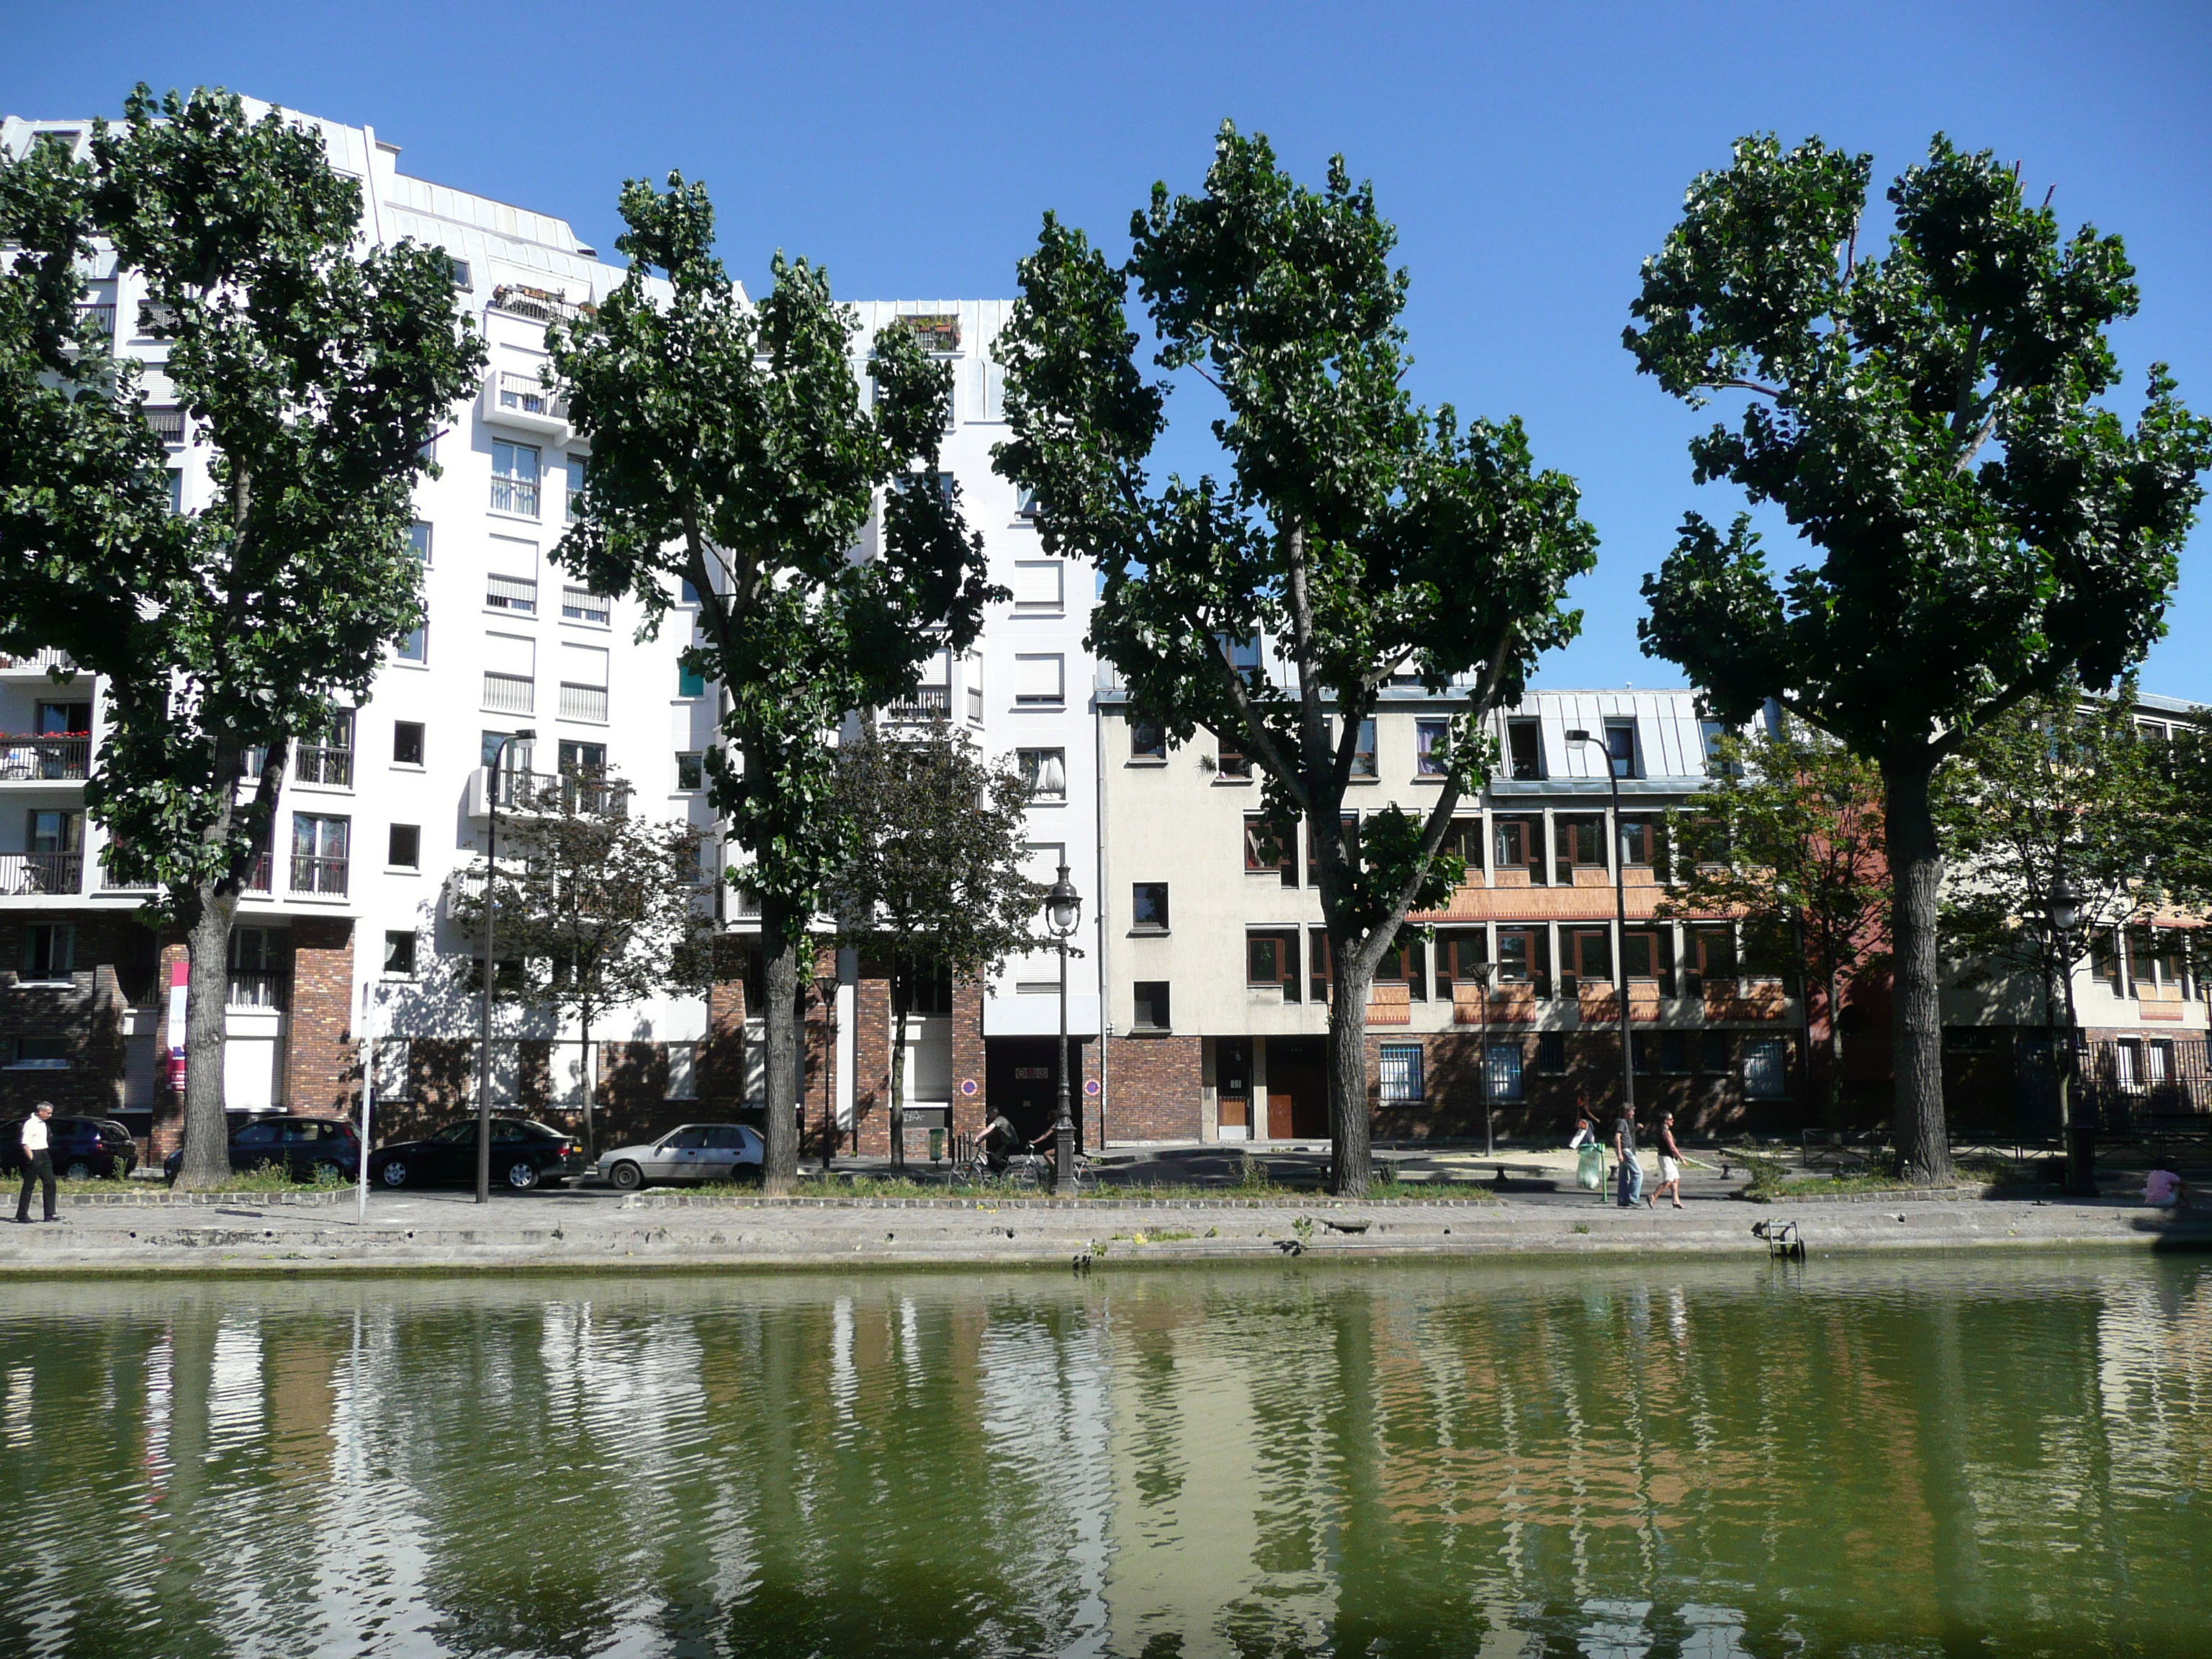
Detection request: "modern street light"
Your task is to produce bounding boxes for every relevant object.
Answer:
[1046,862,1082,1195]
[1565,729,1635,1156]
[476,728,534,1204]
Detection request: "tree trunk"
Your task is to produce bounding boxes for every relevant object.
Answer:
[1826,966,1847,1130]
[578,1015,597,1163]
[1883,758,1953,1184]
[174,884,238,1190]
[1327,949,1375,1197]
[758,895,803,1195]
[890,997,910,1173]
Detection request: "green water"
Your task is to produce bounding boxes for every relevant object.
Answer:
[0,1256,2206,1658]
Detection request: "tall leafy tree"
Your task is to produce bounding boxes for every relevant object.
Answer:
[995,124,1598,1195]
[824,717,1040,1167]
[547,176,994,1193]
[446,769,711,1159]
[1627,133,2211,1183]
[1937,681,2208,1179]
[1660,729,1889,1127]
[0,88,483,1188]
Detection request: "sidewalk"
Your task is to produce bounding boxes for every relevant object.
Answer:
[0,1181,2203,1276]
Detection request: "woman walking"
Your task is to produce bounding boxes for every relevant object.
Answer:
[1650,1111,1686,1210]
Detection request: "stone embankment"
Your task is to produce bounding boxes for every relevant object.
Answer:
[0,1187,2201,1276]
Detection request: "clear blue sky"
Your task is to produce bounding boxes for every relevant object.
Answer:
[7,1,2208,700]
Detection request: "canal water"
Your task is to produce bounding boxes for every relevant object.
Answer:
[0,1256,2206,1658]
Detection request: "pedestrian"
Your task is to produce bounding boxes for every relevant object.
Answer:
[1614,1102,1642,1209]
[1650,1111,1686,1210]
[1568,1114,1606,1196]
[2144,1159,2188,1209]
[14,1100,58,1224]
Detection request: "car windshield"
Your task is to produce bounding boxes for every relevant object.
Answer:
[505,1120,564,1141]
[431,1123,475,1145]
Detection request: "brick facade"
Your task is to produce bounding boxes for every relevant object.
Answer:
[0,909,152,1120]
[281,917,356,1120]
[1101,1032,1203,1143]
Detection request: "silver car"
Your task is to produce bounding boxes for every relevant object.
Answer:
[596,1123,763,1190]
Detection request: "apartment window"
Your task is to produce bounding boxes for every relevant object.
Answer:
[559,643,611,724]
[966,654,984,724]
[1435,929,1487,996]
[387,824,421,869]
[1441,817,1483,879]
[1217,634,1262,683]
[677,661,706,699]
[393,721,425,767]
[1622,928,1671,992]
[1603,717,1642,779]
[395,621,426,663]
[1132,981,1172,1032]
[2091,929,2122,991]
[9,1036,71,1069]
[1744,1037,1789,1099]
[675,752,705,792]
[1244,813,1295,884]
[1659,1030,1691,1074]
[1246,930,1301,1000]
[31,130,80,158]
[1496,927,1550,996]
[21,923,73,981]
[1493,816,1542,880]
[678,577,701,606]
[1017,748,1067,801]
[1483,1043,1524,1102]
[562,586,609,625]
[1701,1030,1732,1073]
[1701,719,1740,776]
[483,633,535,714]
[383,930,418,978]
[1536,1031,1568,1074]
[1011,561,1064,611]
[1685,926,1738,993]
[1555,815,1607,882]
[1308,927,1334,1004]
[565,454,587,523]
[1506,717,1543,780]
[1378,1043,1424,1104]
[1619,816,1658,868]
[1130,882,1169,933]
[166,469,184,515]
[1014,653,1064,706]
[1377,937,1428,1001]
[1215,733,1252,780]
[291,814,350,896]
[1562,927,1612,995]
[296,709,354,788]
[147,406,185,446]
[490,440,541,517]
[1307,814,1361,887]
[487,572,538,613]
[1130,720,1166,761]
[23,809,83,891]
[1416,718,1450,778]
[407,522,432,563]
[1348,717,1377,779]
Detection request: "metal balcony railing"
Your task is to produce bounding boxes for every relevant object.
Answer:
[883,687,952,721]
[99,858,155,891]
[483,672,535,714]
[0,648,76,675]
[0,737,91,781]
[489,476,540,517]
[495,371,567,420]
[294,743,354,787]
[245,851,273,895]
[289,855,349,897]
[559,683,608,723]
[481,767,627,817]
[0,853,82,895]
[226,969,289,1010]
[74,303,115,341]
[489,284,586,325]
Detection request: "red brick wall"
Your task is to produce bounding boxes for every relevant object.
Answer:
[949,976,987,1138]
[850,976,892,1155]
[282,917,355,1120]
[1101,1033,1202,1143]
[0,909,148,1121]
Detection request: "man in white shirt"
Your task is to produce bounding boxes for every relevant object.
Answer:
[14,1101,56,1223]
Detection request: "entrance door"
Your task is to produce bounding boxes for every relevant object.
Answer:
[985,1038,1084,1148]
[1216,1038,1251,1141]
[1265,1037,1327,1140]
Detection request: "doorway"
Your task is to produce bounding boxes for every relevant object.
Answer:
[986,1037,1087,1148]
[1216,1038,1251,1141]
[1264,1036,1327,1140]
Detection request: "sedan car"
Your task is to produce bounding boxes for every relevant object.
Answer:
[595,1123,763,1190]
[162,1114,360,1184]
[369,1118,578,1191]
[2,1116,138,1180]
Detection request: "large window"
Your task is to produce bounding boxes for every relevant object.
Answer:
[490,439,541,517]
[21,923,73,981]
[291,813,350,896]
[1493,816,1543,881]
[1555,814,1606,882]
[1244,814,1295,884]
[1506,717,1543,780]
[1377,936,1428,1001]
[1603,717,1642,779]
[1378,1043,1424,1104]
[1416,719,1450,778]
[1483,1042,1524,1101]
[1347,717,1377,779]
[1246,930,1300,1000]
[1562,927,1611,994]
[1496,927,1550,997]
[1744,1038,1789,1098]
[1017,748,1067,801]
[1435,928,1487,996]
[1013,654,1064,706]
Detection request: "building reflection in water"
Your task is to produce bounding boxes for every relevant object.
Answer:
[0,1257,2204,1657]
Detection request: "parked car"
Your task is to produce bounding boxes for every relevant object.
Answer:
[1,1116,138,1180]
[594,1123,763,1190]
[161,1115,361,1184]
[369,1118,578,1191]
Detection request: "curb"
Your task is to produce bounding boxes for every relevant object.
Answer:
[625,1192,1505,1212]
[58,1187,354,1208]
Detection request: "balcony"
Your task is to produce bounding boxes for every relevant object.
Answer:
[883,686,952,722]
[0,737,90,782]
[489,476,541,518]
[558,682,609,723]
[245,851,273,896]
[482,672,535,714]
[467,766,627,821]
[293,744,354,788]
[483,368,570,438]
[489,284,588,328]
[226,970,289,1010]
[0,649,78,680]
[0,853,82,896]
[73,303,116,344]
[289,855,349,898]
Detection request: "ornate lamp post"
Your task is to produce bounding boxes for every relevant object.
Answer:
[1046,862,1082,1195]
[1565,729,1635,1138]
[477,728,534,1203]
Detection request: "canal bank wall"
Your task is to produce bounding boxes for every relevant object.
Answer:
[0,1192,2204,1276]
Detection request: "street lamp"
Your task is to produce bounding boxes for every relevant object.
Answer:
[1565,729,1635,1173]
[1046,862,1082,1195]
[476,728,534,1204]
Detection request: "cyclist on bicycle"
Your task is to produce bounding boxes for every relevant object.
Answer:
[979,1110,1052,1174]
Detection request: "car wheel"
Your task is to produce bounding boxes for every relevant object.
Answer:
[63,1159,91,1181]
[503,1160,540,1191]
[313,1159,348,1184]
[609,1161,644,1192]
[379,1159,410,1188]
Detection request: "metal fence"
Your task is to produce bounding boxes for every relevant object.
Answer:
[0,736,90,780]
[2076,1036,2211,1133]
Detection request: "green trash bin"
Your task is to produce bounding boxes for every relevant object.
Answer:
[930,1128,945,1164]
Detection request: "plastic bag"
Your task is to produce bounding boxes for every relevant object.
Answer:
[1576,1143,1606,1192]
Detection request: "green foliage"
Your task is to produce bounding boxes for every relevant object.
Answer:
[1627,132,2211,1182]
[1938,680,2209,1002]
[995,124,1596,1194]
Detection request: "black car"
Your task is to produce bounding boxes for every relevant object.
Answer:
[161,1114,361,1184]
[368,1118,577,1191]
[1,1116,138,1180]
